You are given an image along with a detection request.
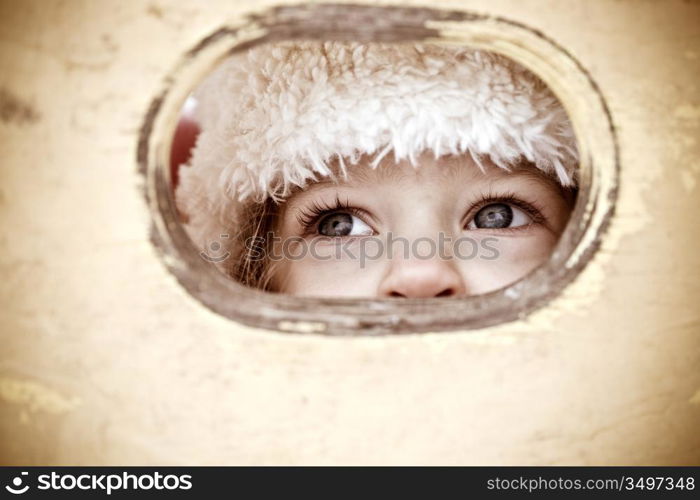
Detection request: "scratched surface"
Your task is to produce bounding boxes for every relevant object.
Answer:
[0,0,698,464]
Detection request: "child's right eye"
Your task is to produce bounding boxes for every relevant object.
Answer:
[317,212,374,237]
[466,203,532,230]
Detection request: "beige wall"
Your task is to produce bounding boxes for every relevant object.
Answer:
[0,0,698,464]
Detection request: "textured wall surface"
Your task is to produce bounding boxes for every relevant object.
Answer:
[0,0,698,464]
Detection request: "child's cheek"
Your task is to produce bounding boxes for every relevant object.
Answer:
[274,229,559,297]
[458,229,559,294]
[277,244,386,297]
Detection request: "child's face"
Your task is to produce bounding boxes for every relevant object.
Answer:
[268,153,574,298]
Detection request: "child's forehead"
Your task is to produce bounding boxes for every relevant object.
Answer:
[275,153,575,219]
[295,152,562,192]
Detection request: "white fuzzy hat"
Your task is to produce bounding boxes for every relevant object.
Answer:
[176,40,578,266]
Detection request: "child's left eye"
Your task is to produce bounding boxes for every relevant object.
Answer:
[317,212,373,237]
[466,203,532,230]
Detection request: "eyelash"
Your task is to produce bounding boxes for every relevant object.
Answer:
[295,194,375,236]
[463,191,547,231]
[294,192,547,235]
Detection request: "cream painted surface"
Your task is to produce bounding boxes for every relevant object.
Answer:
[0,0,698,464]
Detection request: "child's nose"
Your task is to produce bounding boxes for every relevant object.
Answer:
[377,256,467,298]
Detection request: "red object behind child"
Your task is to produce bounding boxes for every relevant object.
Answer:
[169,100,200,190]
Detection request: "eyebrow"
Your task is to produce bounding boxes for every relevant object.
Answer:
[279,178,342,219]
[506,162,578,207]
[285,157,404,198]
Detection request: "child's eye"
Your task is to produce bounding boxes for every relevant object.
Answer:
[317,212,373,237]
[466,203,532,230]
